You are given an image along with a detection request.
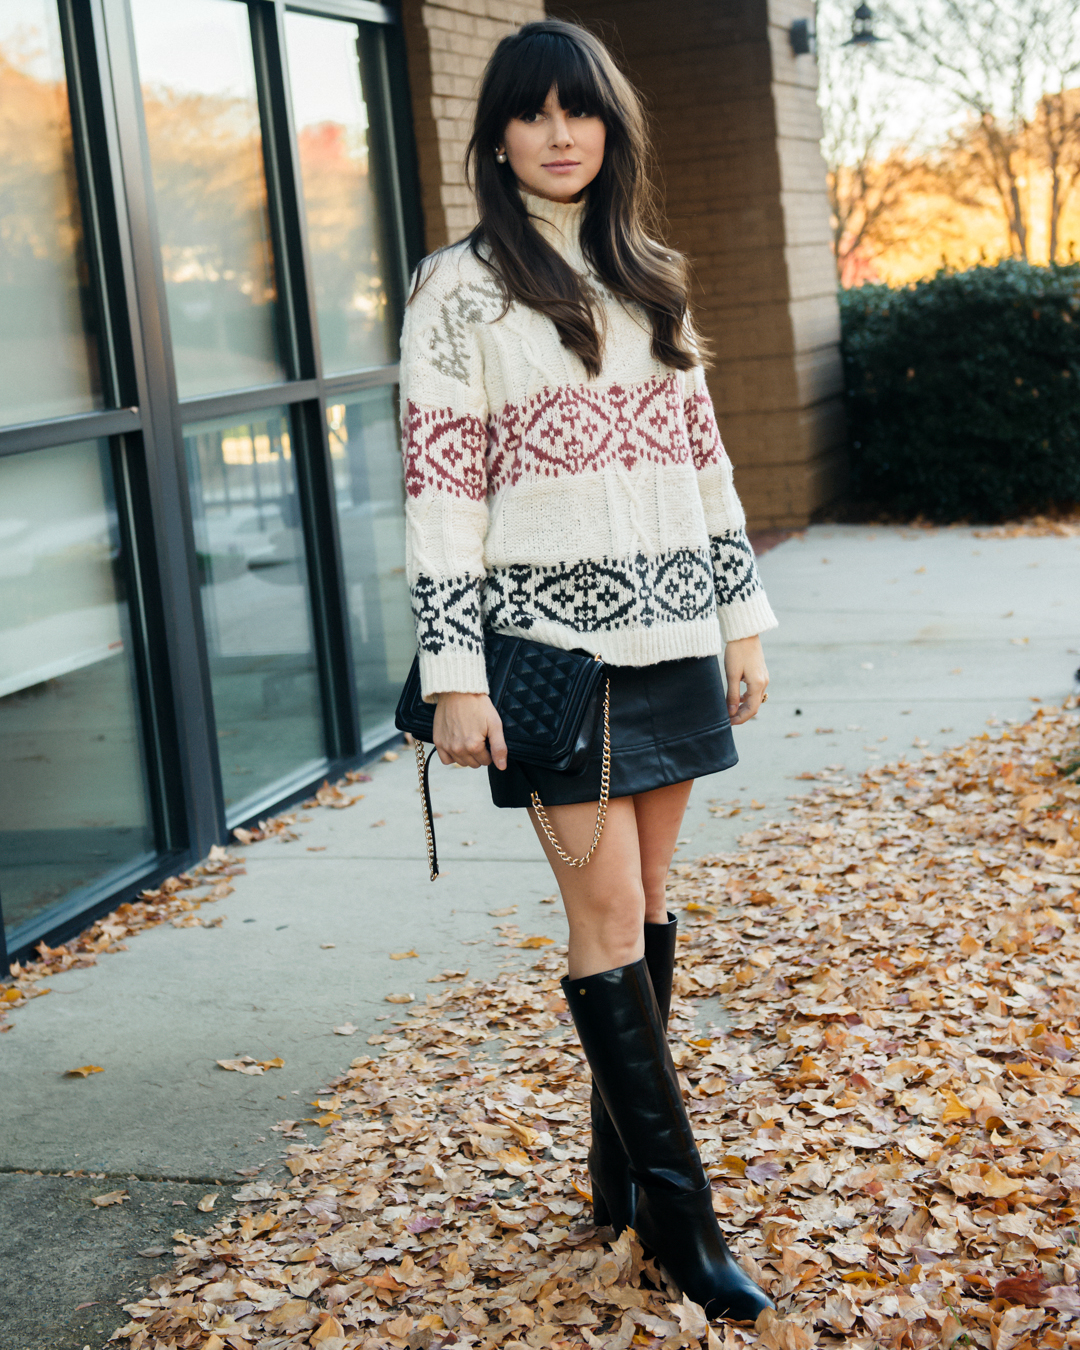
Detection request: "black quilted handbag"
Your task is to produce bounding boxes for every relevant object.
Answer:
[395,633,610,880]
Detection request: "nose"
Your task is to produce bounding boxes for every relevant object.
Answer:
[549,111,575,148]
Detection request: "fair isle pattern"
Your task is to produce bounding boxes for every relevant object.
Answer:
[482,550,716,633]
[486,375,691,493]
[403,402,486,501]
[685,389,728,471]
[711,531,764,607]
[411,573,483,656]
[399,190,778,697]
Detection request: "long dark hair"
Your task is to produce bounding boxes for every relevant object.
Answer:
[459,20,706,377]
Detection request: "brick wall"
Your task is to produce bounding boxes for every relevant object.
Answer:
[398,0,545,250]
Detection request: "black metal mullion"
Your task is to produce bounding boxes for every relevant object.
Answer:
[253,0,362,761]
[0,406,140,457]
[323,362,400,398]
[97,0,227,856]
[179,379,319,425]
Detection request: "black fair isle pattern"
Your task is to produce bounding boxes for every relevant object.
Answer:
[710,531,763,607]
[412,574,484,656]
[481,549,717,634]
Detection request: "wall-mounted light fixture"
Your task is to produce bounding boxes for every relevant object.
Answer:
[789,16,816,56]
[843,3,884,47]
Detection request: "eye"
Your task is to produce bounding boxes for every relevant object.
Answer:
[516,110,542,124]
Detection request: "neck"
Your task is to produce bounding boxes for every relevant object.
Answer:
[518,187,586,263]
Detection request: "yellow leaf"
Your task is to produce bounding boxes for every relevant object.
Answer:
[571,1177,593,1202]
[2,987,22,1002]
[390,950,418,960]
[259,1056,285,1069]
[311,1111,341,1127]
[197,1193,218,1212]
[517,935,555,948]
[385,992,414,1003]
[65,1064,104,1078]
[941,1089,972,1123]
[686,901,717,914]
[91,1189,129,1207]
[979,1165,1022,1197]
[840,1270,889,1286]
[311,1315,345,1343]
[719,1155,747,1176]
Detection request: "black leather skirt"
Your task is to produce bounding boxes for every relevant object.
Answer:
[488,654,737,809]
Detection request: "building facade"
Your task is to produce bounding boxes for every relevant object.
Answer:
[0,0,839,963]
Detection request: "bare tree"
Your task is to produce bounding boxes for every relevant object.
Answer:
[876,0,1080,261]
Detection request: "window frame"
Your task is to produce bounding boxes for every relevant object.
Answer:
[0,0,422,966]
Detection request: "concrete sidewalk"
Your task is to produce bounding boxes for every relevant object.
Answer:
[3,523,1078,1348]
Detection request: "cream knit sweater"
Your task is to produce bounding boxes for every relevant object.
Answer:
[400,190,777,699]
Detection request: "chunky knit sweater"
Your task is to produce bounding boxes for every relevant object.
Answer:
[399,190,777,699]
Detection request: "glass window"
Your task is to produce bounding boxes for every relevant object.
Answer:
[285,12,398,375]
[131,0,285,398]
[0,1,103,427]
[182,407,325,818]
[326,387,412,747]
[0,442,154,940]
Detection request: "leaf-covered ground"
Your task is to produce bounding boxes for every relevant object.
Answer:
[13,701,1080,1349]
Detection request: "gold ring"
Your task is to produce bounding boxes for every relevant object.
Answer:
[761,692,769,703]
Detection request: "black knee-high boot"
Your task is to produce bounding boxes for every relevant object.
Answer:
[562,958,773,1323]
[588,914,677,1232]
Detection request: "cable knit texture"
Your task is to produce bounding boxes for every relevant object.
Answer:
[400,190,778,699]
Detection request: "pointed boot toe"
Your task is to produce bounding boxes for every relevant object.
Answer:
[636,1180,774,1322]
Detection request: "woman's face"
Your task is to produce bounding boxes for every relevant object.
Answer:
[501,86,606,203]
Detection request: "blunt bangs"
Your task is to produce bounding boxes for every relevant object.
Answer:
[499,32,613,123]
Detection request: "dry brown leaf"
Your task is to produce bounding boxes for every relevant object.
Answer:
[389,949,418,960]
[384,992,414,1004]
[91,1190,128,1207]
[196,1193,218,1212]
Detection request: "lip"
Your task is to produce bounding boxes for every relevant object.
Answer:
[543,160,580,170]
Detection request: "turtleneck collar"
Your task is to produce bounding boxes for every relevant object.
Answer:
[519,188,586,264]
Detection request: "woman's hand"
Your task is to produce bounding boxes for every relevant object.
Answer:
[433,692,508,769]
[724,635,769,726]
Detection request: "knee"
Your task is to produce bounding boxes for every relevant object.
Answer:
[570,882,646,964]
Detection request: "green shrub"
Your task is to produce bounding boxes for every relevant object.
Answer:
[840,260,1080,521]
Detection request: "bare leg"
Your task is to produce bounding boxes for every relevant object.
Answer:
[528,780,694,978]
[634,780,694,924]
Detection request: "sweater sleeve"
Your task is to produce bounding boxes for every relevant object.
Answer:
[399,253,492,700]
[683,366,778,642]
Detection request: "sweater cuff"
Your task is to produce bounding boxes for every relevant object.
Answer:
[718,590,779,643]
[418,648,490,703]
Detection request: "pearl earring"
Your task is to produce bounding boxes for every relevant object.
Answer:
[495,148,507,163]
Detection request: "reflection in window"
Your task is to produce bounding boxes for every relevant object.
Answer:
[131,0,285,397]
[285,11,397,374]
[326,388,412,746]
[0,1,102,426]
[0,443,153,939]
[183,408,325,817]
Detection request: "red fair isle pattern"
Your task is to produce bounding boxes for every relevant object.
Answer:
[403,402,487,501]
[486,374,703,493]
[684,388,727,471]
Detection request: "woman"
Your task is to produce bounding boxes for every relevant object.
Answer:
[399,19,776,1323]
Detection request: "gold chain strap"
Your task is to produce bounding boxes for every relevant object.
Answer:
[412,736,439,881]
[530,678,610,868]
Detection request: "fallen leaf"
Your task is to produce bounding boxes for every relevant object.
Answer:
[65,1065,104,1078]
[333,1023,358,1036]
[384,993,414,1003]
[389,950,418,959]
[517,935,555,948]
[197,1193,218,1212]
[91,1190,128,1207]
[489,906,517,916]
